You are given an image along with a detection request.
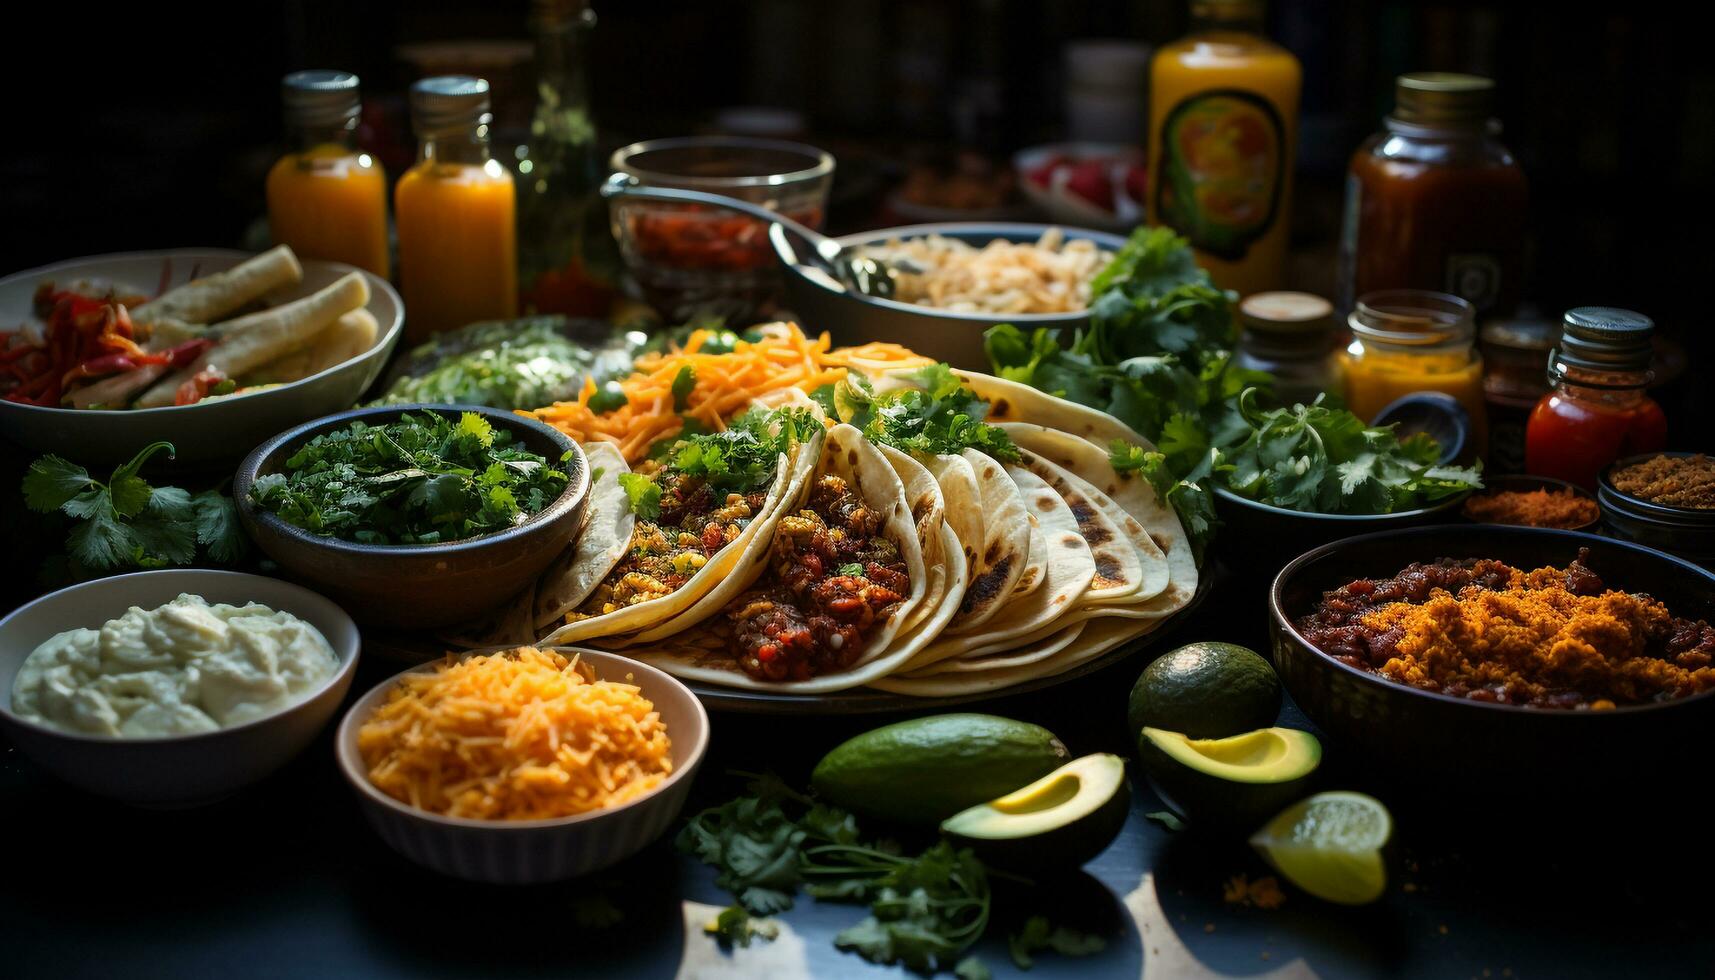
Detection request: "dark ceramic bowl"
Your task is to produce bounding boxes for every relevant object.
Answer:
[1460,473,1599,531]
[1212,486,1469,571]
[234,405,590,630]
[1599,451,1715,566]
[774,222,1129,370]
[1269,525,1715,801]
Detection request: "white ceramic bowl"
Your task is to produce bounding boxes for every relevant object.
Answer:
[0,569,361,807]
[0,248,404,465]
[336,647,710,884]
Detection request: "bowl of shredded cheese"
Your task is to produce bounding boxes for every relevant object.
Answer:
[335,645,707,884]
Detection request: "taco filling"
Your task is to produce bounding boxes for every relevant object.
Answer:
[729,475,911,681]
[575,478,769,617]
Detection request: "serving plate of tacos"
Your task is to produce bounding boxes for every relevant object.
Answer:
[397,328,1203,712]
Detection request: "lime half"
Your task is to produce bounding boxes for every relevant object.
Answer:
[1249,791,1393,905]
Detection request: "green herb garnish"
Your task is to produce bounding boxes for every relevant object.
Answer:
[247,411,568,545]
[679,773,991,974]
[22,441,246,574]
[837,562,865,577]
[830,363,1018,461]
[671,365,697,411]
[1008,915,1107,969]
[373,316,640,411]
[617,472,662,521]
[705,905,780,948]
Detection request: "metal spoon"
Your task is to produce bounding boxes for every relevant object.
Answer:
[599,173,910,299]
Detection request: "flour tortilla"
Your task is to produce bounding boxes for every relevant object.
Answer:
[899,620,1088,677]
[133,244,303,325]
[1009,445,1146,604]
[922,452,984,578]
[627,423,931,693]
[869,614,1158,697]
[1011,508,1048,599]
[905,466,1095,672]
[960,376,1198,617]
[946,448,1032,633]
[877,445,962,640]
[532,443,636,630]
[1002,426,1169,605]
[539,425,824,646]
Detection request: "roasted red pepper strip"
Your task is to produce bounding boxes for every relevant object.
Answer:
[61,353,139,386]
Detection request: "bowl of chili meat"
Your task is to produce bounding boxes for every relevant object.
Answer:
[234,405,590,630]
[1598,452,1715,566]
[1269,525,1715,803]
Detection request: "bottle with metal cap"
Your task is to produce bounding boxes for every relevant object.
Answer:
[1337,71,1528,316]
[265,70,390,276]
[1236,291,1340,406]
[394,76,518,342]
[1525,307,1667,489]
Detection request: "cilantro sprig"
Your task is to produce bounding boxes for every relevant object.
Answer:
[619,408,816,517]
[678,772,992,974]
[819,363,1019,462]
[247,411,569,545]
[22,441,246,575]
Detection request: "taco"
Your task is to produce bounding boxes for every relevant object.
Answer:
[945,448,1034,632]
[956,371,1198,615]
[538,409,824,646]
[532,442,637,630]
[628,423,930,692]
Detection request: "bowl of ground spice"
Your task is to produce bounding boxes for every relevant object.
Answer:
[1461,474,1598,530]
[1599,452,1715,565]
[1269,525,1715,805]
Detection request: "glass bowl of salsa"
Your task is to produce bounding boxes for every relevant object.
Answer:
[608,136,834,321]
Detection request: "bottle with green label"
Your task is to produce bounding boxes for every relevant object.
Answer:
[1148,0,1300,297]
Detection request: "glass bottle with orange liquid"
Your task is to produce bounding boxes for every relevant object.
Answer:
[1149,0,1300,297]
[396,76,518,342]
[266,71,389,277]
[1526,308,1666,489]
[1343,289,1488,458]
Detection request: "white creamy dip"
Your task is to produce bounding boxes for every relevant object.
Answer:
[11,593,339,737]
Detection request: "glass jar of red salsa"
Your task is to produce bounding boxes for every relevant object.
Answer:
[1525,307,1666,490]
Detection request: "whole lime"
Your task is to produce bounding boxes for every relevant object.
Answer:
[1127,642,1281,740]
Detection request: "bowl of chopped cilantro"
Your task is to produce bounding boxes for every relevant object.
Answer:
[234,405,589,629]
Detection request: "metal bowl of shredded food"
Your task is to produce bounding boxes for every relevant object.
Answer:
[776,223,1127,369]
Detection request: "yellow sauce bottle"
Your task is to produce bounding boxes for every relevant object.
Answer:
[1149,0,1300,297]
[395,76,518,343]
[1343,289,1488,458]
[266,71,390,277]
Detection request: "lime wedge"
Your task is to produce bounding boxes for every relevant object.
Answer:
[1249,791,1392,905]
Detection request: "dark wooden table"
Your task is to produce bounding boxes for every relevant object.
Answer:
[4,561,1710,979]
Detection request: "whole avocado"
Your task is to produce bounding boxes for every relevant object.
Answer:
[811,714,1069,825]
[1127,642,1281,740]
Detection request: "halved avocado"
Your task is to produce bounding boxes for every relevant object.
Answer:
[940,753,1130,874]
[1137,727,1321,832]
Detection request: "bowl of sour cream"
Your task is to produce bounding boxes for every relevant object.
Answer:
[0,569,360,806]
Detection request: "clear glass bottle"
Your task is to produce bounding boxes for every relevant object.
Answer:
[1526,307,1666,490]
[1236,291,1339,406]
[1337,73,1528,316]
[1342,289,1487,455]
[1149,0,1301,297]
[516,0,618,318]
[266,71,390,277]
[395,76,518,343]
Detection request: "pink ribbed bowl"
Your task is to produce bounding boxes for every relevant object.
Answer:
[335,647,709,884]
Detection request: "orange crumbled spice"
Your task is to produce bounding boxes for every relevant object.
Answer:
[1610,453,1715,509]
[1360,572,1715,708]
[1462,487,1597,528]
[1223,874,1286,909]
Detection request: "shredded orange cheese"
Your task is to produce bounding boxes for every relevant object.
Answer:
[523,322,931,463]
[357,647,673,820]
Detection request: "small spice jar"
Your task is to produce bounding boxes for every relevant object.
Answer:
[1236,291,1340,406]
[1479,312,1557,474]
[1343,289,1487,455]
[1525,307,1667,490]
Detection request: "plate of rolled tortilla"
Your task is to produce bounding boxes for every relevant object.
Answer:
[0,247,403,464]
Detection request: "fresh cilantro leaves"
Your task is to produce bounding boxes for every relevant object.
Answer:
[247,411,569,545]
[643,408,816,503]
[678,773,992,974]
[828,363,1019,461]
[617,472,661,521]
[22,441,247,575]
[705,905,780,948]
[1008,915,1107,969]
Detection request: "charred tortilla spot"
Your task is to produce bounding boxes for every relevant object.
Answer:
[1151,533,1171,552]
[1053,595,1067,604]
[961,554,1015,613]
[984,540,1004,564]
[993,397,1011,416]
[1062,535,1082,549]
[984,466,998,480]
[847,448,859,465]
[1036,497,1055,512]
[912,495,933,523]
[1095,555,1124,586]
[1013,568,1039,591]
